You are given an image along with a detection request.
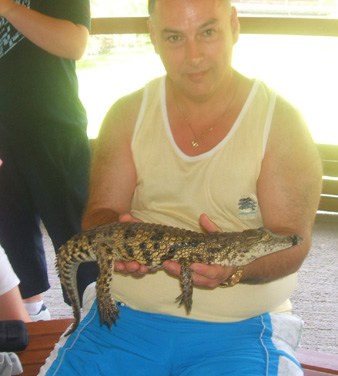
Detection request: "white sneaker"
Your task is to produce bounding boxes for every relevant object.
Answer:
[29,304,51,321]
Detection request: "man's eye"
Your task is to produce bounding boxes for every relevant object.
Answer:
[199,28,220,40]
[203,28,216,37]
[167,34,182,43]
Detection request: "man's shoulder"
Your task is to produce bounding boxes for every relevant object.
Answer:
[115,76,164,112]
[272,94,303,128]
[114,87,145,113]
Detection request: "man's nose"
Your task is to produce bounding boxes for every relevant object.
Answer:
[185,40,204,66]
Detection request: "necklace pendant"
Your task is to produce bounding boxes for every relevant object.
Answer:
[191,140,199,148]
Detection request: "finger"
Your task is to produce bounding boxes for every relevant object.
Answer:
[199,213,221,233]
[114,261,127,273]
[190,263,228,288]
[114,261,148,274]
[163,261,181,277]
[124,261,147,273]
[190,263,223,279]
[192,274,220,288]
[119,213,142,223]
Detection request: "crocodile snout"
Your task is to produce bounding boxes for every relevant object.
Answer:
[292,234,303,246]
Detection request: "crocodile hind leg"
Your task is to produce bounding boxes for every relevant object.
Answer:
[175,263,193,314]
[59,259,82,336]
[96,247,119,328]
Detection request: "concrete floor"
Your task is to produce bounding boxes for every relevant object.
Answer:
[43,214,338,355]
[291,213,338,355]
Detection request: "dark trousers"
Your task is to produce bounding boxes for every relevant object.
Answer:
[0,119,98,303]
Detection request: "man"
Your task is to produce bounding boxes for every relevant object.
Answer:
[0,0,98,320]
[41,0,322,375]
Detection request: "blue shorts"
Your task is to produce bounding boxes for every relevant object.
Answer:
[40,301,303,376]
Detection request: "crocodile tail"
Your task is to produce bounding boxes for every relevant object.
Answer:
[57,234,98,335]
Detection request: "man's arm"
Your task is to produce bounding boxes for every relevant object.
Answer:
[164,98,322,288]
[0,0,88,59]
[240,96,322,284]
[82,90,143,231]
[81,90,151,275]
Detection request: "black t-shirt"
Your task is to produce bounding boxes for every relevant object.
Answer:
[0,0,90,132]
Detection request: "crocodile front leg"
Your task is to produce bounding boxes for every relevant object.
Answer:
[175,262,193,314]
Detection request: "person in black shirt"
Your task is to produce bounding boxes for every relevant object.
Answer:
[0,0,98,320]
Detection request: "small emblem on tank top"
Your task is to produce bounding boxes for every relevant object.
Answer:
[238,194,258,219]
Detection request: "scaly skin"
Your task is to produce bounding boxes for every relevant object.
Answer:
[57,222,302,335]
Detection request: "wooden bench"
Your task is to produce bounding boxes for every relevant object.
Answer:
[317,144,338,214]
[17,319,73,376]
[16,319,338,376]
[298,349,338,376]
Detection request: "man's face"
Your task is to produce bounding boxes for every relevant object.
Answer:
[149,0,239,101]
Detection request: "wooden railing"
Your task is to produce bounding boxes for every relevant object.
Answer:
[90,16,338,37]
[317,144,338,214]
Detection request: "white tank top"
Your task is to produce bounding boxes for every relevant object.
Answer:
[110,76,297,322]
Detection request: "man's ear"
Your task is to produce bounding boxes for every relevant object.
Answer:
[147,19,159,54]
[230,7,240,44]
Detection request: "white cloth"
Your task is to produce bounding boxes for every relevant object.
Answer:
[0,247,20,296]
[0,352,23,376]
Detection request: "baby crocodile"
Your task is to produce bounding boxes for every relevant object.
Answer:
[57,222,302,335]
